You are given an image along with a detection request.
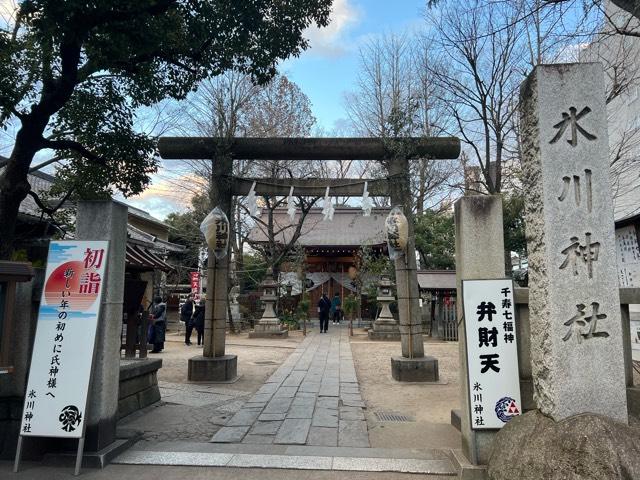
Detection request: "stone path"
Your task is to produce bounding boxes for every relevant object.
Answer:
[211,326,369,447]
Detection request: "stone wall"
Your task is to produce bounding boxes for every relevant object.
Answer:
[118,359,162,419]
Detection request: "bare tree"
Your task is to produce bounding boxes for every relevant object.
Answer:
[425,1,524,194]
[176,73,324,279]
[344,32,458,212]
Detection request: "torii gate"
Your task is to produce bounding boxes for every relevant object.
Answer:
[158,137,460,382]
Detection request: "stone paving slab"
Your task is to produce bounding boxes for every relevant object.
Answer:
[212,327,368,447]
[249,420,283,435]
[312,408,338,428]
[307,426,338,446]
[241,434,275,445]
[227,408,262,427]
[338,420,369,448]
[263,397,293,414]
[259,413,287,421]
[274,418,312,444]
[210,426,251,443]
[249,393,274,403]
[340,406,365,421]
[274,386,298,398]
[316,397,339,409]
[287,403,315,419]
[318,384,340,397]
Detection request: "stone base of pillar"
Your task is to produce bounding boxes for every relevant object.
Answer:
[249,321,289,339]
[368,318,400,340]
[188,355,238,382]
[391,356,439,382]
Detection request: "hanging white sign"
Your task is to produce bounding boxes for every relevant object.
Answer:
[287,186,296,221]
[20,240,109,438]
[361,181,373,217]
[462,279,521,430]
[322,186,334,221]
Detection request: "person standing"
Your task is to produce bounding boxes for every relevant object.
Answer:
[181,294,195,345]
[331,293,342,325]
[150,295,167,353]
[192,299,206,346]
[318,293,331,333]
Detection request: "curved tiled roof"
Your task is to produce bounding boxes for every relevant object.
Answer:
[248,207,389,247]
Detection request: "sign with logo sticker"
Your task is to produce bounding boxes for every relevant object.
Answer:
[20,241,108,438]
[462,279,521,429]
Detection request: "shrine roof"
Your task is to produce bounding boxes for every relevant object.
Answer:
[248,207,389,247]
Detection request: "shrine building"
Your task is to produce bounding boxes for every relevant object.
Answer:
[248,207,388,318]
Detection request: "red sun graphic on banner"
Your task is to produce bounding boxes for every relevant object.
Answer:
[44,261,101,311]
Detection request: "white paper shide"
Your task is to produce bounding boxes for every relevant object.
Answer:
[20,241,109,438]
[463,279,521,430]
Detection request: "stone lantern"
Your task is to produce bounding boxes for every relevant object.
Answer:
[368,275,400,340]
[249,269,288,338]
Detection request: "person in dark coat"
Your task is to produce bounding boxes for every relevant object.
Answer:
[192,299,206,346]
[181,294,195,345]
[317,293,331,333]
[331,293,342,325]
[150,295,167,353]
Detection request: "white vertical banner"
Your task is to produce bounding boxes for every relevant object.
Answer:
[462,279,521,429]
[20,240,109,438]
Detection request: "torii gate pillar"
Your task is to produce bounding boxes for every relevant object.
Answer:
[188,149,237,382]
[387,156,439,382]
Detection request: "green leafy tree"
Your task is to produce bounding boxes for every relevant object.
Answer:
[0,0,331,259]
[238,253,268,293]
[164,207,206,285]
[414,210,456,270]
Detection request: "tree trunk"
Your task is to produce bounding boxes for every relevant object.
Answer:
[0,124,46,259]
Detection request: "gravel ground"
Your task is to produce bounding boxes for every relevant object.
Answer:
[349,329,462,450]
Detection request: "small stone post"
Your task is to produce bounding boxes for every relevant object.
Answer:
[454,195,505,465]
[188,149,237,381]
[76,200,127,452]
[368,275,400,340]
[386,155,438,382]
[520,63,627,422]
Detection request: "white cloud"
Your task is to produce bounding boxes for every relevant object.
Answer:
[304,0,361,57]
[124,167,208,220]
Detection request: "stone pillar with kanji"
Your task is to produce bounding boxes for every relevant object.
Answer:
[520,63,627,422]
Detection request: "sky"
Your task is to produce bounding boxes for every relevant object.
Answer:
[281,0,426,133]
[124,0,429,220]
